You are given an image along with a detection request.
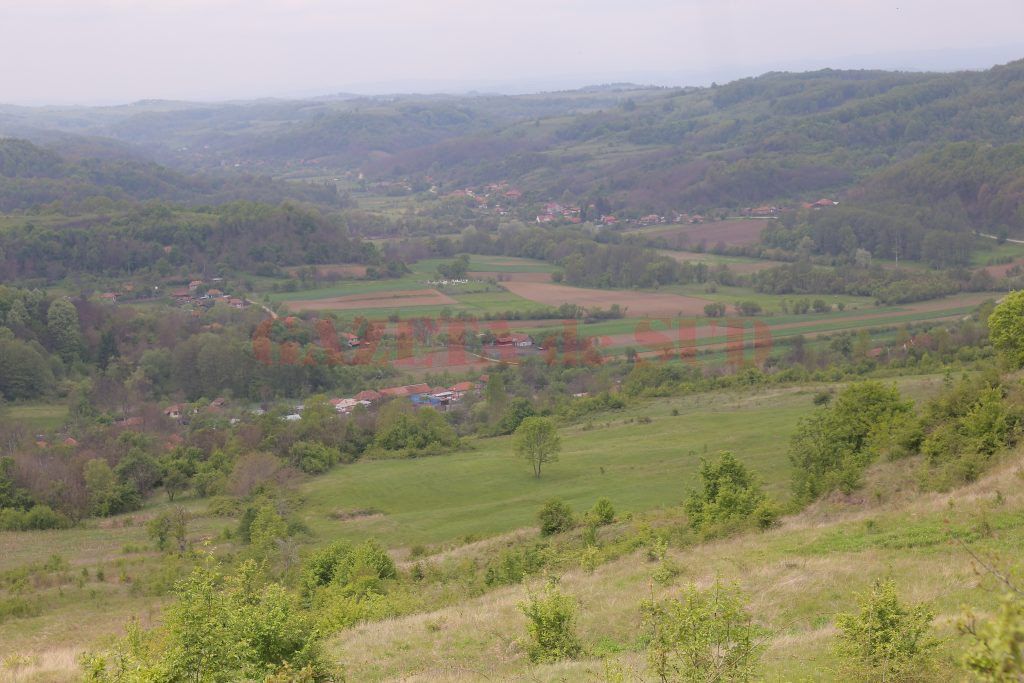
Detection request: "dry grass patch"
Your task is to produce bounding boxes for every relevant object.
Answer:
[1,648,82,682]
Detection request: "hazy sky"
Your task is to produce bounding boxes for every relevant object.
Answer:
[2,0,1023,105]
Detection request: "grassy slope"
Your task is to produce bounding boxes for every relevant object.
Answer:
[0,373,960,678]
[330,446,1024,682]
[298,385,812,547]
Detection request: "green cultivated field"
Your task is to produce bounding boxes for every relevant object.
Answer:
[265,256,553,318]
[3,403,69,431]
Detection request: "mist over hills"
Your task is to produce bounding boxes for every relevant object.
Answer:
[3,59,1024,232]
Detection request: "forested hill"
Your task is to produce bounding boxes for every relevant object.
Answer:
[852,143,1024,237]
[0,89,658,174]
[0,138,345,211]
[371,61,1024,211]
[4,60,1024,214]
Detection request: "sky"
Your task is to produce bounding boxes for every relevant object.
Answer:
[2,0,1023,105]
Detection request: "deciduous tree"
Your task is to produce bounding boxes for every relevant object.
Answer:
[514,417,561,478]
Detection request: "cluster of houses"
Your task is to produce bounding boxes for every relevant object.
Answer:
[536,201,583,224]
[800,198,839,210]
[741,206,780,217]
[97,282,137,304]
[445,183,523,217]
[328,379,483,414]
[314,337,535,416]
[169,279,247,309]
[427,278,470,286]
[159,378,488,426]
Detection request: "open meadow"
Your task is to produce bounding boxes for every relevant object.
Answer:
[0,375,951,673]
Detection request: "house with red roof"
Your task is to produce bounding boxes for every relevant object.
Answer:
[492,333,533,348]
[354,389,380,402]
[450,381,478,399]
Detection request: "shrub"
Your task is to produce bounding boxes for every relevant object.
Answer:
[147,508,188,554]
[348,538,397,582]
[960,592,1024,681]
[492,398,536,435]
[753,499,782,530]
[288,441,340,475]
[560,392,626,419]
[0,505,71,531]
[519,581,582,663]
[735,300,762,316]
[589,497,615,526]
[374,403,458,452]
[833,578,938,681]
[538,500,574,537]
[484,544,550,587]
[300,538,395,599]
[789,382,913,502]
[988,290,1024,367]
[641,579,767,682]
[0,596,42,623]
[917,376,1021,489]
[82,560,335,681]
[248,505,288,553]
[685,452,774,537]
[703,302,726,318]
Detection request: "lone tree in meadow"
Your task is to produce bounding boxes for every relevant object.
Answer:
[514,417,561,478]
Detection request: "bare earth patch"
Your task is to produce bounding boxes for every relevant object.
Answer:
[639,219,771,246]
[329,508,385,521]
[500,281,713,317]
[285,289,458,311]
[984,258,1024,278]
